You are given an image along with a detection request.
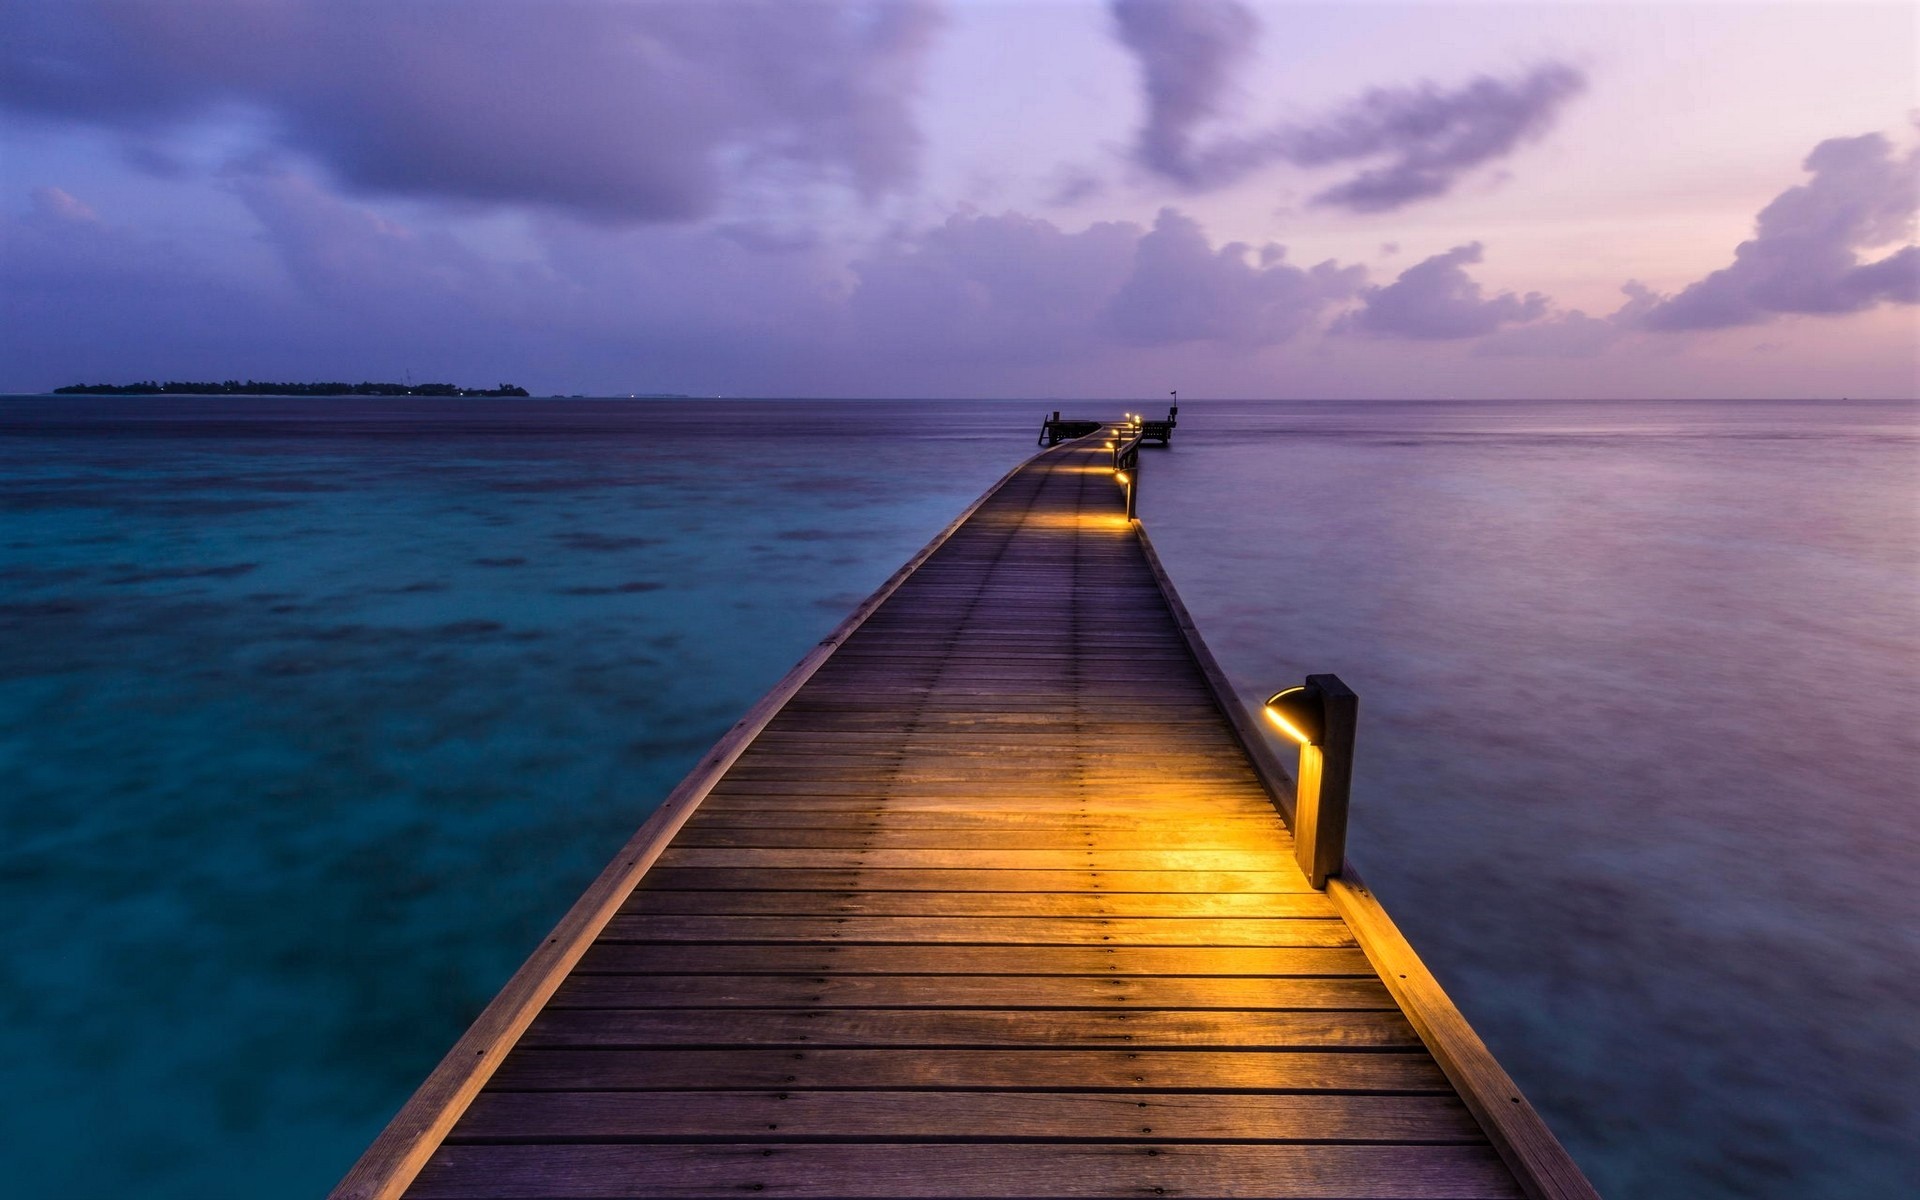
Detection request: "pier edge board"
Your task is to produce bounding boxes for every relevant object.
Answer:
[1131,519,1599,1200]
[328,436,1085,1200]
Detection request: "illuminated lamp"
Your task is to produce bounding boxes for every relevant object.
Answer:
[1114,465,1136,519]
[1262,674,1357,888]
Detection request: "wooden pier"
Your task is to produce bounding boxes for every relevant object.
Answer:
[336,427,1595,1200]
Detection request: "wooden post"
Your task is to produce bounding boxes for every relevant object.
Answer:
[1293,673,1356,888]
[1124,460,1138,521]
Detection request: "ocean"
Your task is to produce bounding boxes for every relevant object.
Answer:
[1,396,1914,1197]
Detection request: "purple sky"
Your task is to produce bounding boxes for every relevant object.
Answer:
[2,0,1915,398]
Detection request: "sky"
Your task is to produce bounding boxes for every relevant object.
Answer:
[1,0,1915,399]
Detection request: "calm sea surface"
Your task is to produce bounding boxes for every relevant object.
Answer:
[1,397,1914,1198]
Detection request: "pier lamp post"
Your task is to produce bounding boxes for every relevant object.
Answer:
[1112,423,1139,520]
[1263,675,1357,888]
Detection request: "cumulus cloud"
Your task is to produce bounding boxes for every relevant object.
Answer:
[1108,0,1584,211]
[847,206,1361,359]
[1475,281,1658,357]
[224,171,569,350]
[844,204,1367,360]
[1642,132,1918,331]
[0,0,940,222]
[5,176,1363,391]
[1342,242,1546,339]
[849,211,1140,361]
[1105,208,1364,345]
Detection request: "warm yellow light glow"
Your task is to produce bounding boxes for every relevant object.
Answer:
[1114,471,1130,485]
[1024,511,1132,532]
[1263,704,1312,745]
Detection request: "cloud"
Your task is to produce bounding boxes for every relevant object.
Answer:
[1108,1,1584,211]
[0,0,941,223]
[1281,65,1588,212]
[1642,132,1918,331]
[1109,0,1260,186]
[847,206,1365,360]
[231,172,519,314]
[1475,281,1658,357]
[1,185,291,385]
[29,187,98,225]
[6,175,1366,391]
[848,210,1140,362]
[1046,167,1109,208]
[1342,242,1547,339]
[1105,208,1364,345]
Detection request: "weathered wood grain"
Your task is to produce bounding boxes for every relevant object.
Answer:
[666,827,1296,851]
[547,974,1397,1010]
[408,1143,1524,1198]
[598,914,1357,946]
[485,1047,1450,1092]
[652,848,1331,870]
[633,867,1315,893]
[620,890,1332,917]
[451,1090,1483,1142]
[518,1008,1424,1050]
[573,943,1373,977]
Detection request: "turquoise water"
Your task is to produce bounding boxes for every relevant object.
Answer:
[2,397,1914,1197]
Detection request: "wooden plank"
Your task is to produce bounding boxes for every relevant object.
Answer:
[715,757,1260,776]
[704,775,1266,791]
[632,868,1315,893]
[408,1143,1524,1198]
[738,737,1253,755]
[548,974,1397,1010]
[520,1008,1423,1049]
[674,810,1284,830]
[450,1090,1483,1142]
[695,790,1280,808]
[620,891,1333,918]
[599,915,1357,946]
[653,849,1323,871]
[755,714,1237,731]
[574,944,1374,977]
[727,743,1238,756]
[706,771,1259,791]
[665,828,1298,851]
[486,1047,1450,1093]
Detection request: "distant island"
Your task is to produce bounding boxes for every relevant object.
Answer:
[53,379,530,397]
